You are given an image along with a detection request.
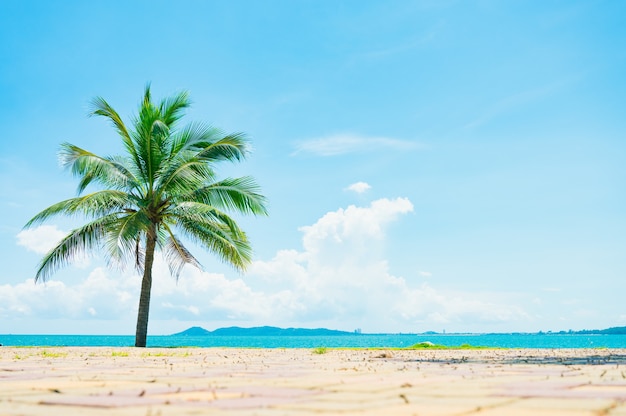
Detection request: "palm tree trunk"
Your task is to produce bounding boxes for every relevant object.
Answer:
[135,225,157,347]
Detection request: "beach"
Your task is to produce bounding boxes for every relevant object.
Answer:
[1,347,626,415]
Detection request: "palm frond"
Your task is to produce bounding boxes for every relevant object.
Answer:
[169,201,245,238]
[195,132,250,163]
[59,143,138,193]
[102,210,151,269]
[178,217,252,272]
[24,191,133,228]
[162,228,202,280]
[134,236,145,274]
[159,90,190,127]
[89,97,138,164]
[156,158,215,200]
[168,122,226,158]
[188,176,268,215]
[132,97,165,185]
[142,83,152,108]
[35,216,115,281]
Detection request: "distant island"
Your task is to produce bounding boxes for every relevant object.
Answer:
[172,326,358,337]
[546,326,626,335]
[171,325,626,336]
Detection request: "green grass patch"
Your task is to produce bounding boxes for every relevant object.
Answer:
[404,342,494,350]
[111,351,129,357]
[312,347,328,355]
[40,350,68,358]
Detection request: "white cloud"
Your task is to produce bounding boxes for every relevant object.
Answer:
[16,225,92,268]
[2,197,532,333]
[418,271,432,278]
[293,133,420,156]
[0,268,136,320]
[298,198,413,260]
[16,225,66,254]
[345,182,371,194]
[250,197,529,331]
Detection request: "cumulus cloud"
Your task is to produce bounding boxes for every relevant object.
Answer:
[293,133,419,156]
[0,267,136,320]
[250,197,529,331]
[16,225,91,269]
[298,198,413,260]
[3,197,531,333]
[345,182,371,194]
[16,225,66,254]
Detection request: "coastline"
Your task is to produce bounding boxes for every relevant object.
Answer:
[2,347,626,415]
[4,332,626,349]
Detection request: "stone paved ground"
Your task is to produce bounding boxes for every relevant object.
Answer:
[1,347,626,415]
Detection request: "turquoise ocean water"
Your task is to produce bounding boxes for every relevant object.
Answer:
[2,334,626,349]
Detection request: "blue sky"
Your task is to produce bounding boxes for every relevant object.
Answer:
[1,1,625,335]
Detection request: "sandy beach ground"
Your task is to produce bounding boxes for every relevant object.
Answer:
[1,347,626,415]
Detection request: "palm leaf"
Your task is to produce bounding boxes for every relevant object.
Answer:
[24,191,133,228]
[89,97,138,166]
[169,201,246,238]
[156,158,215,200]
[168,122,226,158]
[35,215,117,281]
[59,143,138,193]
[162,228,202,279]
[195,133,249,163]
[102,211,150,269]
[178,217,251,271]
[188,176,268,215]
[159,90,190,127]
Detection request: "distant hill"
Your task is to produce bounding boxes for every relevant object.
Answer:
[172,325,626,337]
[566,326,626,335]
[172,326,356,336]
[174,326,212,336]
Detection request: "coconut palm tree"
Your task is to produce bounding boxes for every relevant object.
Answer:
[24,85,268,347]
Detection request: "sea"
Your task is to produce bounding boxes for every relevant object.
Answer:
[2,333,626,349]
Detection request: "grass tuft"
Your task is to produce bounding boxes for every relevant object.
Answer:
[41,350,68,358]
[404,342,492,350]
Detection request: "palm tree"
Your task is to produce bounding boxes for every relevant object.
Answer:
[24,85,268,347]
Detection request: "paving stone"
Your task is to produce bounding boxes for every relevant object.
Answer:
[2,347,626,415]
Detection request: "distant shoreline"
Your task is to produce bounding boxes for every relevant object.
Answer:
[171,325,626,337]
[2,332,626,349]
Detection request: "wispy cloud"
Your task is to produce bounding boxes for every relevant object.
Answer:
[464,77,579,130]
[293,133,420,156]
[356,26,441,62]
[345,182,371,194]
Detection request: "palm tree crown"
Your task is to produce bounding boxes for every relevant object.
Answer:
[24,86,268,347]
